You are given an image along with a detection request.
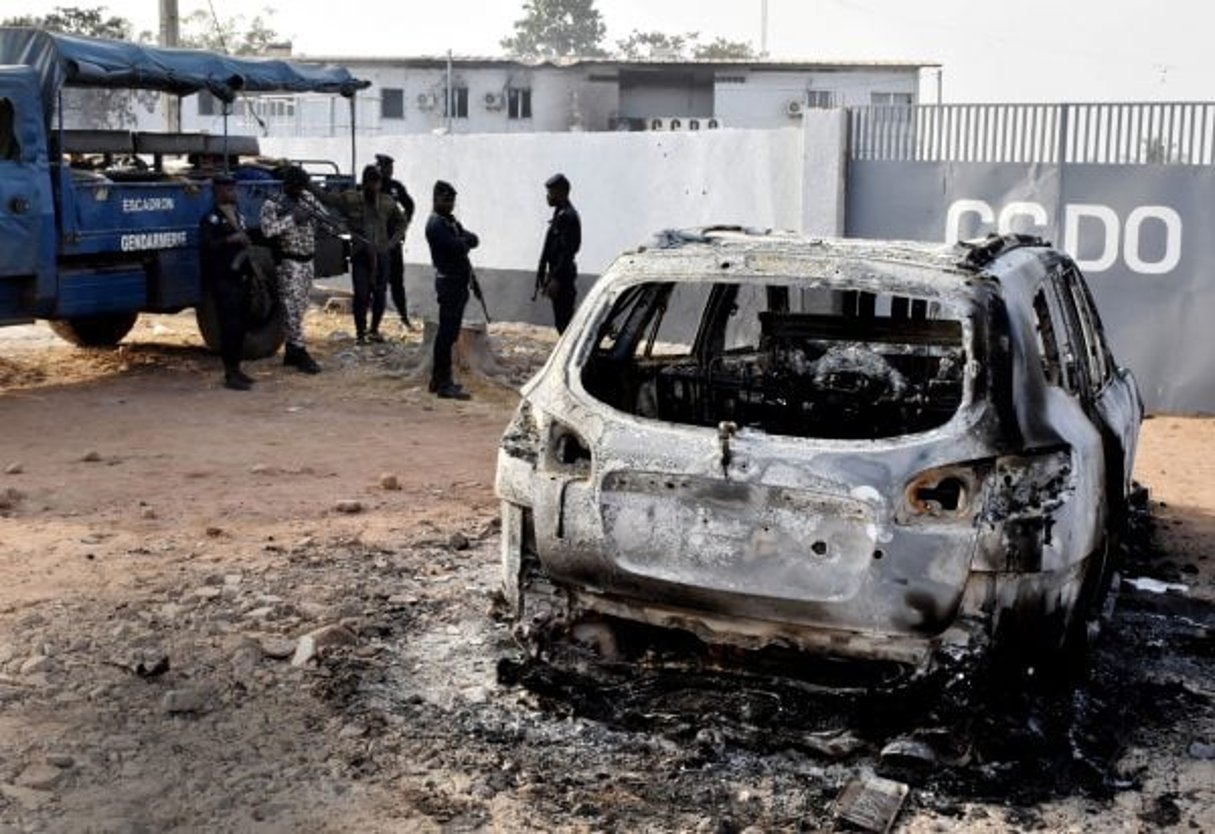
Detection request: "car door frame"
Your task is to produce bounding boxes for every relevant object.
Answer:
[1052,263,1143,508]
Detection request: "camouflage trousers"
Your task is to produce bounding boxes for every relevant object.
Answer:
[277,258,314,349]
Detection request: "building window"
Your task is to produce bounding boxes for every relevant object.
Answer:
[381,88,404,120]
[236,96,295,127]
[198,90,217,116]
[871,92,913,105]
[806,90,835,108]
[445,86,469,119]
[508,87,532,119]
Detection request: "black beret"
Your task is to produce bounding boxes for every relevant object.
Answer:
[545,173,570,190]
[282,166,309,188]
[433,180,457,198]
[375,153,394,166]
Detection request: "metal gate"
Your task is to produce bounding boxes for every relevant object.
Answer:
[849,102,1215,164]
[845,102,1215,412]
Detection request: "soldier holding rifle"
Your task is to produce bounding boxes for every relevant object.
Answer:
[199,174,255,391]
[259,166,323,373]
[314,165,405,344]
[375,154,416,330]
[424,180,481,401]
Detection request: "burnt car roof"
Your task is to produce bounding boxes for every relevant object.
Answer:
[615,228,1057,299]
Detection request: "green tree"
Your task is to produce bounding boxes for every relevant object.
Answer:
[614,29,756,61]
[501,0,607,58]
[615,30,695,60]
[2,5,130,39]
[0,5,156,128]
[693,37,756,60]
[180,7,283,56]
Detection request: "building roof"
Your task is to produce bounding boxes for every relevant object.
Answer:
[295,54,940,72]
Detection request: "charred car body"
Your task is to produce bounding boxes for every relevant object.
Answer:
[496,229,1142,684]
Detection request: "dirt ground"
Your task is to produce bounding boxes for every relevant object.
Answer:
[0,310,1211,833]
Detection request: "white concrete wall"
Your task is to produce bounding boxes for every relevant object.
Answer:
[715,69,920,129]
[264,126,817,274]
[800,110,849,237]
[169,93,381,138]
[342,63,582,135]
[131,66,918,137]
[263,119,848,325]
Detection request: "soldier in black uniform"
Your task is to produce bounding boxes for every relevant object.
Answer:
[536,173,582,334]
[375,154,416,330]
[199,174,255,391]
[424,180,478,400]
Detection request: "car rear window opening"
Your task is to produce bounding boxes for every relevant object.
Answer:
[581,281,967,440]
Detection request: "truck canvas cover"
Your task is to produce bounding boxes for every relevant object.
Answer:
[0,27,369,123]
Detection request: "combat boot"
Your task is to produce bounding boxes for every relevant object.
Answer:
[296,348,321,374]
[223,366,251,391]
[435,383,471,400]
[428,377,456,393]
[284,344,321,374]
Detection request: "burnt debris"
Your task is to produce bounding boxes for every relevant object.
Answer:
[582,282,966,440]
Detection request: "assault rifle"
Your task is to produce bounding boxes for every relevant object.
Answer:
[262,191,375,249]
[470,269,492,324]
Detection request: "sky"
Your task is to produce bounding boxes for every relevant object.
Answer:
[10,0,1212,103]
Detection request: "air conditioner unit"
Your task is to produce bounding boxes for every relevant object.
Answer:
[785,98,805,118]
[416,93,436,111]
[484,92,505,110]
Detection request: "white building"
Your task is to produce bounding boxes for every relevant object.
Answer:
[176,56,938,138]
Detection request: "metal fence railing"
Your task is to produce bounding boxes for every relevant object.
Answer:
[849,102,1215,165]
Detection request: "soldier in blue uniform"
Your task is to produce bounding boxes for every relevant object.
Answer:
[198,174,254,391]
[425,180,478,400]
[535,173,582,334]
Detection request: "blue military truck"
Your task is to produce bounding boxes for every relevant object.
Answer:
[0,28,366,355]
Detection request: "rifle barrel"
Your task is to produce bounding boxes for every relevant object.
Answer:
[471,271,492,324]
[265,192,374,248]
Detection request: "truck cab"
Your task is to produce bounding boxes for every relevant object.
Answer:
[0,66,55,325]
[0,27,368,353]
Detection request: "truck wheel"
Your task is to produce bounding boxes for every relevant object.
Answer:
[49,313,139,347]
[195,287,286,361]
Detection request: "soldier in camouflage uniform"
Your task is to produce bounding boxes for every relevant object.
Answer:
[315,166,405,344]
[260,166,322,373]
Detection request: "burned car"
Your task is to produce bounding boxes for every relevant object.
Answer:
[495,229,1142,683]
